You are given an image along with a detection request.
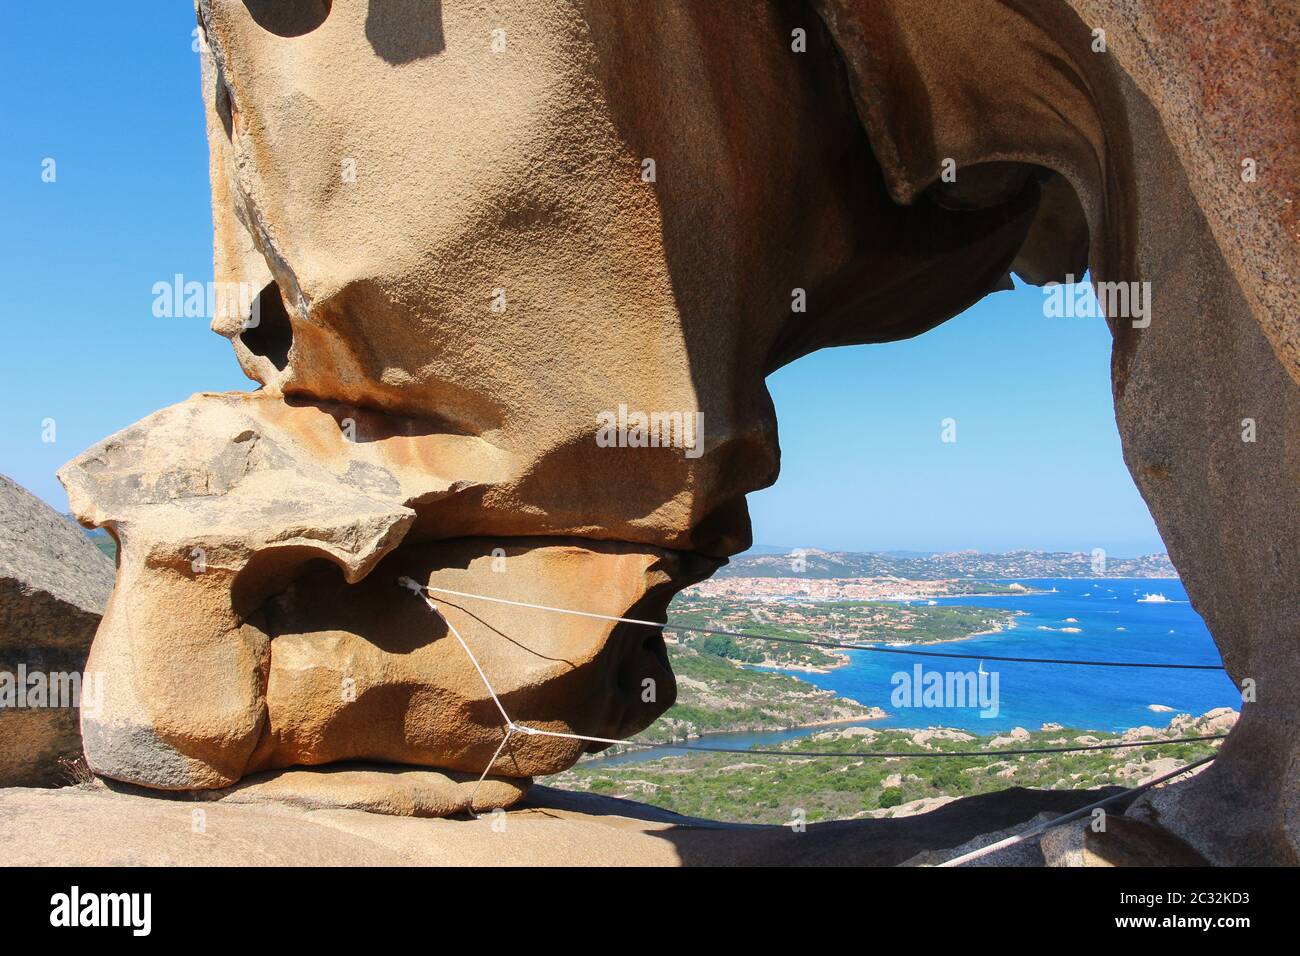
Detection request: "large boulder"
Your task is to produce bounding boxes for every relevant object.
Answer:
[50,0,1295,860]
[0,475,114,786]
[58,394,712,800]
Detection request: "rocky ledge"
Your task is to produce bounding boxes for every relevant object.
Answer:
[0,776,1208,866]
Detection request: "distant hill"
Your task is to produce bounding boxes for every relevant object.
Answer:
[69,523,1173,579]
[716,548,1176,579]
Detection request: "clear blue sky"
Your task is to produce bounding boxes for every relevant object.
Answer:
[0,4,1165,557]
[0,3,249,512]
[755,284,1163,555]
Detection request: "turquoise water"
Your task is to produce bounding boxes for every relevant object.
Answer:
[595,578,1239,767]
[785,577,1237,733]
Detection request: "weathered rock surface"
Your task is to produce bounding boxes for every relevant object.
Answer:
[187,763,527,818]
[0,782,1130,867]
[49,0,1297,855]
[1042,816,1210,867]
[0,475,114,786]
[69,520,708,793]
[812,0,1298,865]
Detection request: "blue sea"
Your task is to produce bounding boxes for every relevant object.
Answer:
[791,578,1238,733]
[597,578,1239,766]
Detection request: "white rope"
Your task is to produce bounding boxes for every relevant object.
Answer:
[399,577,512,728]
[935,753,1216,867]
[404,580,665,628]
[398,575,622,815]
[469,727,514,814]
[513,725,629,747]
[397,579,1225,671]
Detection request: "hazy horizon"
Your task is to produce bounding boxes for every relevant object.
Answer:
[739,543,1170,559]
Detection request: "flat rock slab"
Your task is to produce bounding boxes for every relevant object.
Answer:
[0,783,1127,866]
[194,763,530,817]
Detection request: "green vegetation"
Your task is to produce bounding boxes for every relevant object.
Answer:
[666,595,1019,671]
[613,594,1022,746]
[695,633,763,664]
[554,719,1226,825]
[667,604,841,669]
[624,646,876,746]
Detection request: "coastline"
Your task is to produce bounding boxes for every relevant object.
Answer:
[901,612,1026,645]
[748,649,853,673]
[588,704,1237,769]
[735,610,1027,667]
[587,710,890,763]
[674,708,890,740]
[655,575,1229,750]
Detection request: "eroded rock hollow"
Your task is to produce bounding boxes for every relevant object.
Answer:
[61,0,1296,860]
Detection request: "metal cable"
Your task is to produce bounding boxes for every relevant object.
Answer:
[412,582,1227,670]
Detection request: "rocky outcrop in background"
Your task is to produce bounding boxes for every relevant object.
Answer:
[0,475,113,786]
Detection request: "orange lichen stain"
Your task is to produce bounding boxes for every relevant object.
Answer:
[1149,0,1299,235]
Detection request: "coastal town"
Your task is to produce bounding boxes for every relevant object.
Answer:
[714,548,1179,581]
[685,574,1032,602]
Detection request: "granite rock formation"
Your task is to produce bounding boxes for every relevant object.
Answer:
[0,781,1128,866]
[60,394,710,798]
[811,0,1299,864]
[0,475,114,786]
[54,0,1296,860]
